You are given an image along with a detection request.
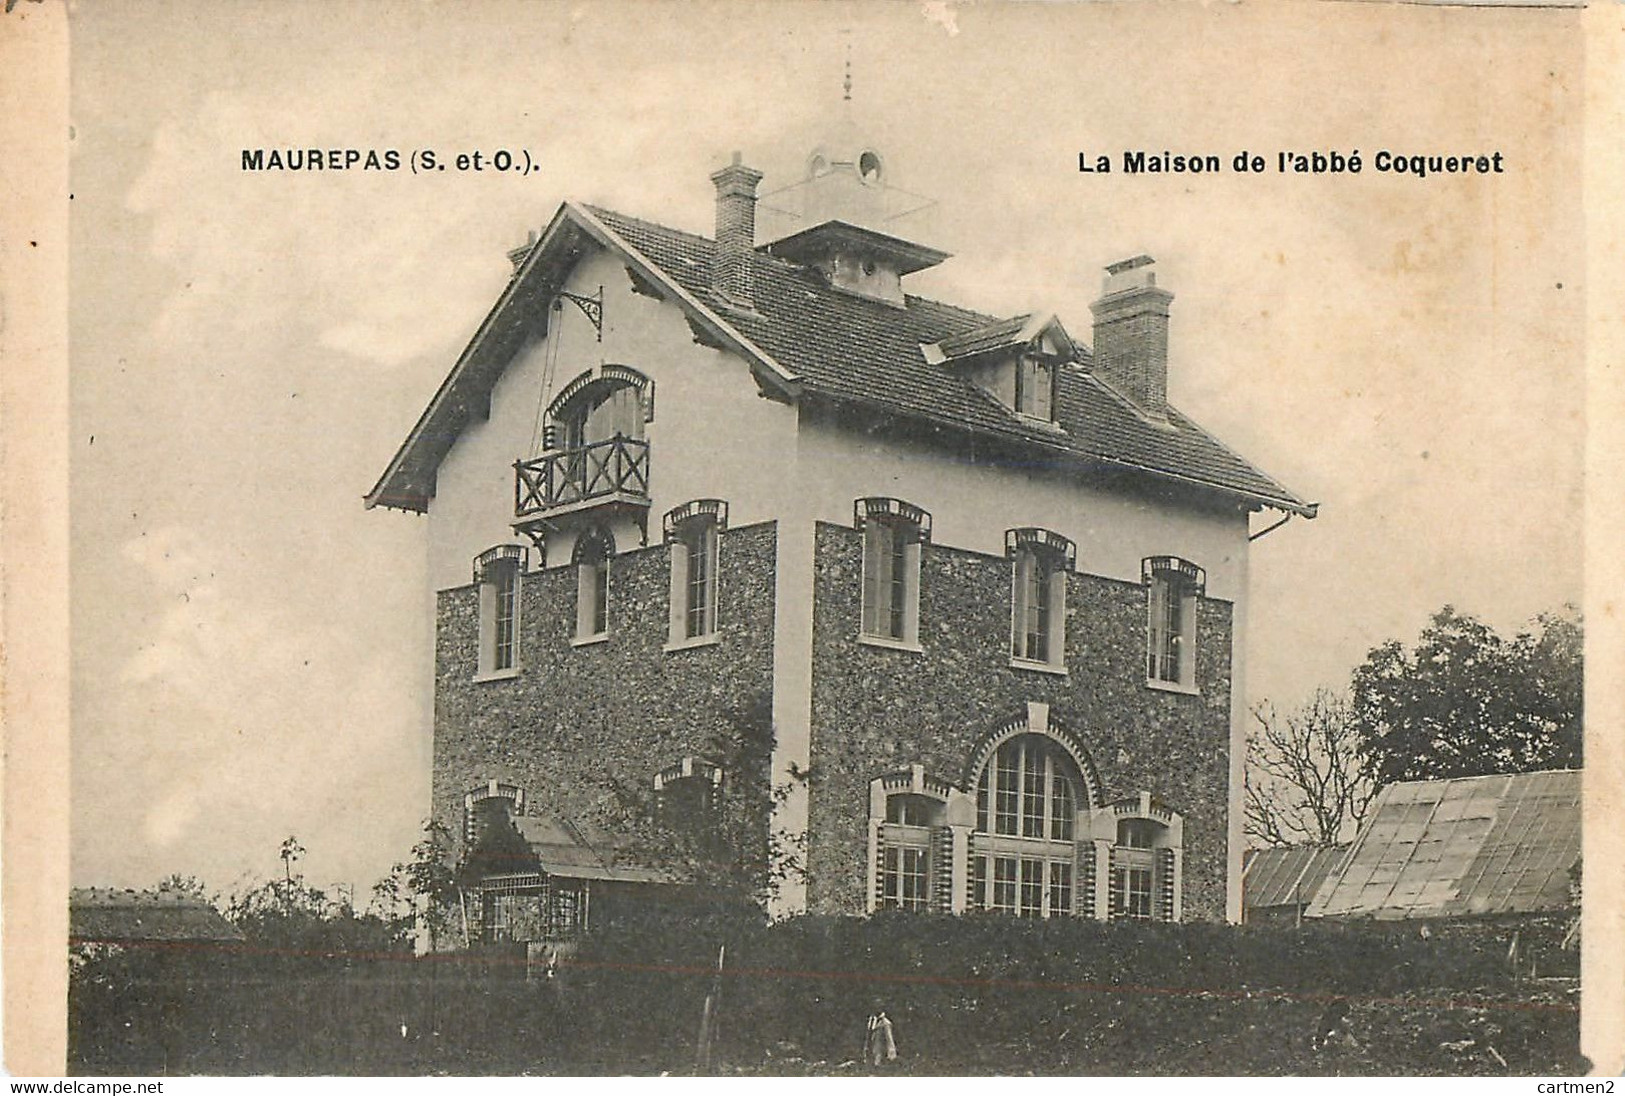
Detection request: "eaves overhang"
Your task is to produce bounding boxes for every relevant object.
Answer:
[799,387,1319,520]
[364,201,802,513]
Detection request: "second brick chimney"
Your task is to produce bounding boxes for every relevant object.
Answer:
[710,152,764,310]
[1090,255,1174,420]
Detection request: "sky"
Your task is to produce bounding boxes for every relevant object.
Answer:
[66,0,1585,898]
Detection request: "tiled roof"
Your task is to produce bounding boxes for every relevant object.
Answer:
[1242,845,1347,913]
[70,888,244,944]
[366,201,1316,517]
[933,314,1035,360]
[1305,770,1581,921]
[588,206,1314,516]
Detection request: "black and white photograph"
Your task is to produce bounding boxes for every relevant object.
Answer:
[4,0,1622,1079]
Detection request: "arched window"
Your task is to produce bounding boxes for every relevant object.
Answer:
[572,527,614,642]
[546,367,653,451]
[969,734,1084,918]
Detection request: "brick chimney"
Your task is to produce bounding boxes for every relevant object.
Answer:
[1089,255,1174,420]
[710,152,764,310]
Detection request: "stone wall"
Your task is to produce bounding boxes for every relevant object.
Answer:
[806,521,1234,919]
[432,521,777,862]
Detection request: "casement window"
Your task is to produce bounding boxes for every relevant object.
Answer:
[867,768,956,914]
[1007,529,1075,670]
[473,546,526,678]
[967,734,1083,918]
[572,527,614,643]
[1015,354,1056,421]
[1108,816,1178,922]
[856,497,931,649]
[1143,556,1204,690]
[664,500,727,647]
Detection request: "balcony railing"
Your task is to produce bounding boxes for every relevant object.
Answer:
[514,435,651,521]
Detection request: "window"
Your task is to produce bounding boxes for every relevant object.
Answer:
[473,546,525,677]
[573,527,613,643]
[868,769,954,914]
[1110,818,1170,921]
[968,734,1082,918]
[1143,556,1204,689]
[664,501,727,647]
[1015,355,1056,421]
[1097,798,1183,923]
[654,757,725,859]
[479,875,585,943]
[857,498,930,648]
[1007,529,1074,669]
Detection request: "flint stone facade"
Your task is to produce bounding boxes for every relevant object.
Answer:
[807,522,1232,919]
[368,138,1315,936]
[432,521,778,861]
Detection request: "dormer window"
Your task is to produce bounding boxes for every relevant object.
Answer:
[1016,355,1056,421]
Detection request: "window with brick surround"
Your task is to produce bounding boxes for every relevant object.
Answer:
[968,734,1082,918]
[573,526,614,642]
[1108,815,1179,922]
[473,546,525,677]
[867,767,958,914]
[856,497,930,648]
[1143,556,1204,689]
[654,756,725,858]
[664,500,726,646]
[1007,529,1074,669]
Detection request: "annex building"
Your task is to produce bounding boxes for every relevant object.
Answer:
[367,130,1316,944]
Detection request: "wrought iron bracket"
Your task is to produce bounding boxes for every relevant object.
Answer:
[553,286,604,341]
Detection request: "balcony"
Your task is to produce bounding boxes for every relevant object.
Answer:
[514,435,651,529]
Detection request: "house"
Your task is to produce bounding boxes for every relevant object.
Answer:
[366,131,1316,944]
[1241,845,1347,925]
[69,888,243,949]
[1304,769,1581,924]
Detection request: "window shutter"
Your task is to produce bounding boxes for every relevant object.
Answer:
[1108,847,1125,920]
[668,538,687,641]
[704,523,721,634]
[862,523,886,635]
[1012,551,1032,657]
[1156,846,1177,922]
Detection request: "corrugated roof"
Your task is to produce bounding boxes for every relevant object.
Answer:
[70,889,244,944]
[367,200,1317,519]
[1305,770,1581,921]
[1243,845,1348,912]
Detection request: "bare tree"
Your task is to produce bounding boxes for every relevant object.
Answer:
[1245,687,1378,847]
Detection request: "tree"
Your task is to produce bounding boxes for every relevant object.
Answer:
[370,819,460,950]
[1351,605,1582,785]
[1245,687,1377,847]
[609,692,803,912]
